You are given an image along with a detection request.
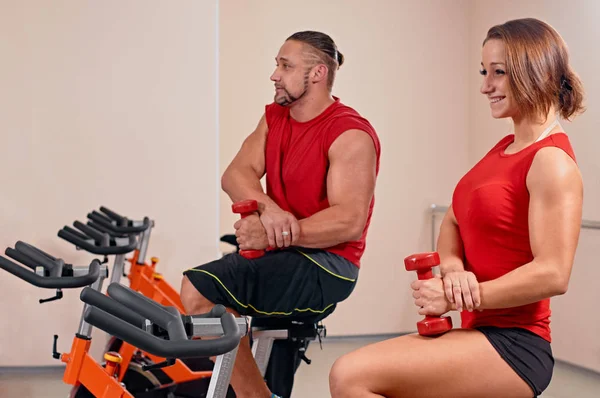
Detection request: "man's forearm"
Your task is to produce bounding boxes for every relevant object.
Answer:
[296,205,365,248]
[221,168,278,214]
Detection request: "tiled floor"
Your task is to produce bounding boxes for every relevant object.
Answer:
[1,336,598,397]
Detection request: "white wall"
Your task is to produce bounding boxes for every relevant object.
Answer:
[0,0,219,366]
[219,0,471,336]
[468,0,600,372]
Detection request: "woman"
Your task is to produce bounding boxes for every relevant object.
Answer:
[329,18,584,398]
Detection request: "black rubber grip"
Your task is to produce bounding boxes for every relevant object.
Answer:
[5,248,62,277]
[84,307,241,359]
[58,229,137,255]
[89,210,113,224]
[16,242,57,261]
[14,242,61,273]
[73,221,108,244]
[88,212,151,234]
[192,304,227,319]
[0,257,101,288]
[63,226,91,241]
[107,283,187,341]
[86,221,125,238]
[5,248,39,271]
[80,287,146,328]
[99,207,125,223]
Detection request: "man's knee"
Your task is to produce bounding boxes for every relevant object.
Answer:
[180,275,214,314]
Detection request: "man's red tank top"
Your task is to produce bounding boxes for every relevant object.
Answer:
[452,132,576,342]
[264,97,381,267]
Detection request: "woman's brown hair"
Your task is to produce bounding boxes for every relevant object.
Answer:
[484,18,585,121]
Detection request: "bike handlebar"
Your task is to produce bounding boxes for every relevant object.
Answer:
[81,284,242,359]
[0,242,101,289]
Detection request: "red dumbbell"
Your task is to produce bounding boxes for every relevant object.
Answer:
[404,252,453,336]
[231,199,265,259]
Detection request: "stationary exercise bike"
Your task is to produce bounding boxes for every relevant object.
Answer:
[0,238,245,398]
[64,206,327,398]
[81,281,245,398]
[57,214,235,397]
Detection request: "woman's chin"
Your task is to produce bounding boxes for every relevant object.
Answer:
[490,109,511,119]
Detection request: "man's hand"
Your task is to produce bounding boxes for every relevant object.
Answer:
[259,206,300,248]
[234,214,269,251]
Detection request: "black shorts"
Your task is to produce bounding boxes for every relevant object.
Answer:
[183,247,358,323]
[477,326,554,397]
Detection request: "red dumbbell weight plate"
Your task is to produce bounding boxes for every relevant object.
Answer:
[404,252,440,271]
[418,316,453,336]
[239,249,265,259]
[232,199,258,214]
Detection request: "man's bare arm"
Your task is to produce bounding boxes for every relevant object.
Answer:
[221,114,279,212]
[296,130,378,248]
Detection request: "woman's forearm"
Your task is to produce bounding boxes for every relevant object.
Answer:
[478,259,567,309]
[437,209,466,276]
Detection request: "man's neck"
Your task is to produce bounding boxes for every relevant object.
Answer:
[289,93,335,123]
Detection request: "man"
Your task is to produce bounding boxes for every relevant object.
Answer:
[181,31,381,398]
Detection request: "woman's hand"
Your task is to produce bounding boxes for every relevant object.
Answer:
[442,271,481,312]
[411,275,454,316]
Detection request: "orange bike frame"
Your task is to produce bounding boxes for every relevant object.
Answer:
[62,335,133,398]
[114,249,212,383]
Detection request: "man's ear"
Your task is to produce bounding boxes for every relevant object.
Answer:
[310,63,329,84]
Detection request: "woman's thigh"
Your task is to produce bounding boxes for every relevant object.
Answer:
[330,329,534,398]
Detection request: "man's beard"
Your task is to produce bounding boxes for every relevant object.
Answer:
[275,71,309,106]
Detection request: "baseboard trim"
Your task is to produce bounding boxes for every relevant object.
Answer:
[553,358,600,377]
[0,365,65,374]
[323,332,409,341]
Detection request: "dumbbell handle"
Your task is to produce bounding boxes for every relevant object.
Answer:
[231,200,265,259]
[404,252,452,336]
[415,268,434,280]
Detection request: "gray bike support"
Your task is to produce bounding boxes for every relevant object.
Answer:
[207,347,239,398]
[251,329,289,377]
[189,317,248,398]
[137,221,153,265]
[76,265,108,338]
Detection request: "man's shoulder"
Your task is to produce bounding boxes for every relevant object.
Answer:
[265,101,286,113]
[264,102,289,126]
[332,100,363,118]
[327,101,376,134]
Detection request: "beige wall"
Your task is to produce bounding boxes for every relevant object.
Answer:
[468,0,600,372]
[0,1,219,366]
[219,0,471,336]
[221,0,600,372]
[2,0,597,374]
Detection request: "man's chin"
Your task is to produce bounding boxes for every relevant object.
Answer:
[275,96,290,106]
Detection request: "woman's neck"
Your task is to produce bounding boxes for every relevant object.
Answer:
[511,110,560,148]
